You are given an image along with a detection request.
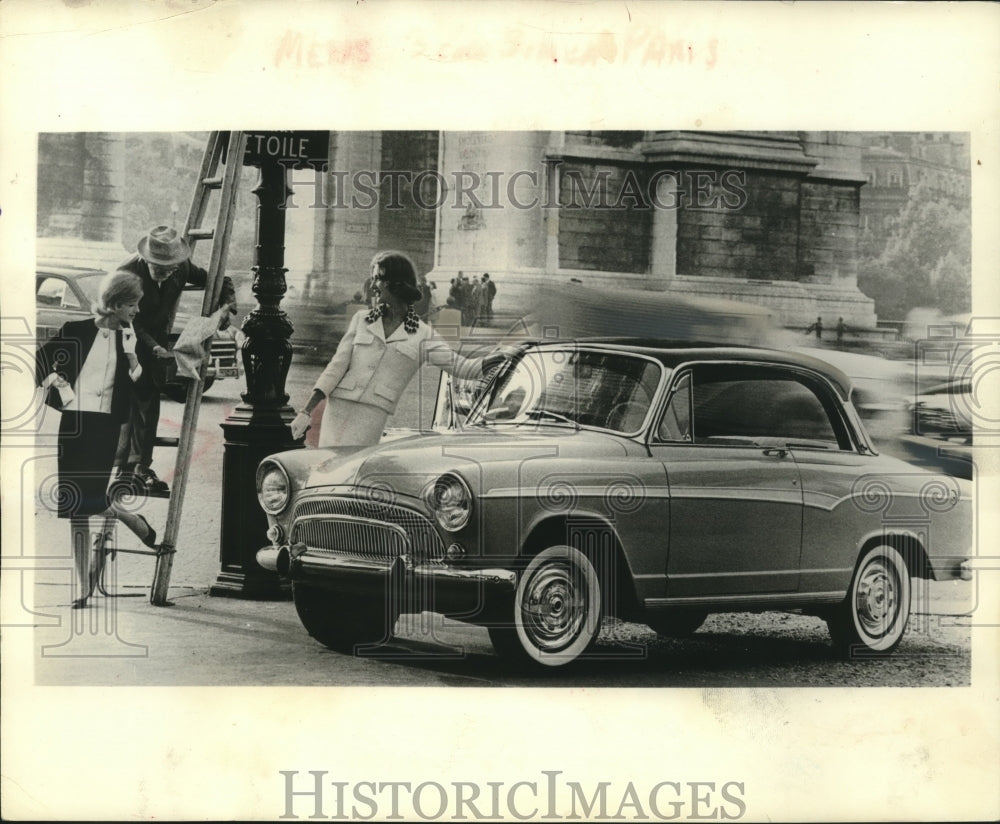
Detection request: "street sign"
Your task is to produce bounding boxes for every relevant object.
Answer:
[233,131,330,169]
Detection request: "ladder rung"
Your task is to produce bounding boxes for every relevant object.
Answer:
[154,437,180,448]
[187,228,215,240]
[202,176,224,188]
[105,546,163,558]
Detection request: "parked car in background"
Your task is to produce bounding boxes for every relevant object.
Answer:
[35,263,239,401]
[256,340,972,669]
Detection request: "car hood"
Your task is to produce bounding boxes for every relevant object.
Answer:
[300,427,636,493]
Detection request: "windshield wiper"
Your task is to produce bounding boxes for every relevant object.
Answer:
[521,408,580,429]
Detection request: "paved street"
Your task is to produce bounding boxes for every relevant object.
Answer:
[24,357,977,687]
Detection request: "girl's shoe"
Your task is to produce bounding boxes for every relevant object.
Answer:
[136,515,158,548]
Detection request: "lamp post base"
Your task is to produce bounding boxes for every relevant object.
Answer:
[210,404,300,601]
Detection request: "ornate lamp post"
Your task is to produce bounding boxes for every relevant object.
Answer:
[211,131,329,599]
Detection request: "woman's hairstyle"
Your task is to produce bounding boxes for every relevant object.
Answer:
[370,250,422,304]
[95,270,144,317]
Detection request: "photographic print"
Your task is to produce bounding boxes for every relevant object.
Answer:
[2,2,998,822]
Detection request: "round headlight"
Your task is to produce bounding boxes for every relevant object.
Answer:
[257,461,291,515]
[428,473,473,532]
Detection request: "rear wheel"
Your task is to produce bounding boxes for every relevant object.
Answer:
[827,544,911,657]
[292,582,398,654]
[489,546,603,669]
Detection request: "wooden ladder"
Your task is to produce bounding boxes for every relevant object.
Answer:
[98,131,247,606]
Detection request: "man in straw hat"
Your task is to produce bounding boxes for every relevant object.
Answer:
[116,225,237,494]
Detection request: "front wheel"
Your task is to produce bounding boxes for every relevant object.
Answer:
[489,546,603,669]
[292,582,398,654]
[827,544,911,657]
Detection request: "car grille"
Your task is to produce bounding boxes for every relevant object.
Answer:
[292,497,445,561]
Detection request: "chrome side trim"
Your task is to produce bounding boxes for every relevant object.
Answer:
[666,487,800,505]
[646,591,844,609]
[668,569,805,580]
[481,485,671,500]
[802,489,972,513]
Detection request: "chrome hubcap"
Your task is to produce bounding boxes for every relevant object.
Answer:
[521,562,586,652]
[856,559,898,638]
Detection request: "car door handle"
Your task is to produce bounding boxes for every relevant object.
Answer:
[762,447,788,458]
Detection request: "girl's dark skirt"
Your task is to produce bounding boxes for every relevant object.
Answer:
[55,411,121,519]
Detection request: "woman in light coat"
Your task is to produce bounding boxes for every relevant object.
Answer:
[291,251,503,447]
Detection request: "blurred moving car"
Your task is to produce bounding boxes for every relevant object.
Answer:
[791,346,909,419]
[899,379,973,480]
[35,263,238,401]
[256,339,972,669]
[795,346,975,480]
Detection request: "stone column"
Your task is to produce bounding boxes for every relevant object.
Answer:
[37,132,127,267]
[81,132,125,243]
[649,172,679,289]
[308,131,382,305]
[430,131,551,313]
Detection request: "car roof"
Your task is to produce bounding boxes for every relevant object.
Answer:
[37,262,107,278]
[528,337,854,399]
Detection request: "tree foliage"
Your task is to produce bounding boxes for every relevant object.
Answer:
[122,132,258,273]
[857,181,971,320]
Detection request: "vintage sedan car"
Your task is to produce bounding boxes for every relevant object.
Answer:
[256,340,973,668]
[36,263,239,401]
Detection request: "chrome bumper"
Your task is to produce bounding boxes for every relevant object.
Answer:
[256,543,516,621]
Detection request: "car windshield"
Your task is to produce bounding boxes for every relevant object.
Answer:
[468,347,664,434]
[74,273,103,307]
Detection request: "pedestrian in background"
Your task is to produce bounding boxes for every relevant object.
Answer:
[35,270,160,608]
[290,251,506,447]
[116,226,237,495]
[414,271,434,320]
[836,317,847,342]
[805,316,823,340]
[456,273,472,325]
[469,276,484,324]
[482,273,497,323]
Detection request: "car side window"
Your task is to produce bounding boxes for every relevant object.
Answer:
[691,366,849,450]
[655,371,692,442]
[37,276,73,308]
